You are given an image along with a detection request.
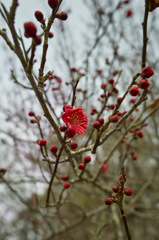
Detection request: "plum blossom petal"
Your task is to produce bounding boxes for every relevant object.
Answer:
[62,108,88,135]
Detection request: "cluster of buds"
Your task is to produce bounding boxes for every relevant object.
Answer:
[93,117,104,130]
[24,22,42,46]
[49,75,62,83]
[129,66,154,97]
[129,150,138,161]
[117,110,127,117]
[48,0,68,20]
[99,77,119,102]
[61,175,70,189]
[24,0,68,43]
[117,0,130,10]
[105,174,132,205]
[129,125,144,140]
[78,155,91,170]
[107,104,115,110]
[28,111,41,124]
[91,106,98,115]
[48,75,63,91]
[37,139,47,147]
[137,66,154,89]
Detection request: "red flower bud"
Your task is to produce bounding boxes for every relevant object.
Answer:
[140,66,154,78]
[137,79,149,89]
[77,88,82,92]
[36,139,41,145]
[64,182,70,189]
[30,119,37,124]
[70,140,78,150]
[108,104,115,110]
[117,97,123,104]
[61,175,68,181]
[49,32,54,38]
[60,125,67,132]
[130,150,135,156]
[113,70,120,76]
[108,78,114,85]
[65,105,73,110]
[101,82,106,90]
[93,121,101,129]
[63,104,67,112]
[112,86,118,94]
[24,22,37,38]
[129,116,134,121]
[136,130,144,138]
[112,185,120,193]
[130,98,136,104]
[110,115,118,123]
[66,129,75,138]
[119,175,127,185]
[79,163,85,170]
[57,77,62,83]
[129,86,139,96]
[56,12,68,21]
[126,9,132,18]
[28,111,35,116]
[124,188,132,196]
[50,145,57,153]
[100,162,109,173]
[40,139,47,146]
[96,69,103,74]
[33,35,42,45]
[104,198,114,205]
[83,155,91,164]
[97,117,104,126]
[34,11,44,22]
[100,94,106,98]
[132,155,138,160]
[48,0,58,10]
[70,67,76,72]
